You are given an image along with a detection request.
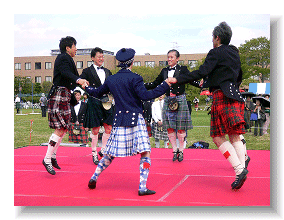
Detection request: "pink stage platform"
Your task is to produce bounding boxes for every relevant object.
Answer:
[14,146,270,206]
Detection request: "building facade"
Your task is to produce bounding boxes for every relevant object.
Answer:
[14,49,207,84]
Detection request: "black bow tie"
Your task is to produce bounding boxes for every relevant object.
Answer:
[97,66,103,70]
[168,67,176,71]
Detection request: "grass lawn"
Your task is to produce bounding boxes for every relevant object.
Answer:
[14,108,270,150]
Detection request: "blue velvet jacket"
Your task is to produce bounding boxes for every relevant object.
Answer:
[85,68,170,127]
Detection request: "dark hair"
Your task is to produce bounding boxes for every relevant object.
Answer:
[91,47,104,58]
[59,36,77,53]
[212,22,232,45]
[167,49,180,58]
[73,90,81,95]
[83,92,89,97]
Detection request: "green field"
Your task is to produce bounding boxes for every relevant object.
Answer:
[14,108,270,150]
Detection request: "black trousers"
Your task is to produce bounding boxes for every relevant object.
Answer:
[41,106,47,117]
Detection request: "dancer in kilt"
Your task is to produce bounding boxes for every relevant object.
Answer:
[84,48,171,196]
[145,49,200,162]
[42,36,89,175]
[68,90,88,144]
[170,22,248,190]
[80,47,114,165]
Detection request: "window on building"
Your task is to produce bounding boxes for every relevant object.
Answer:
[145,61,155,68]
[178,60,184,65]
[188,60,198,68]
[25,63,31,70]
[35,76,42,83]
[133,61,141,66]
[35,62,41,70]
[15,63,21,70]
[45,62,52,69]
[45,76,52,82]
[77,61,83,69]
[159,61,168,66]
[87,61,93,67]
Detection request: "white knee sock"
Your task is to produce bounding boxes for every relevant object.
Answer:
[52,133,65,159]
[232,141,245,168]
[90,133,98,156]
[164,141,169,148]
[239,134,248,160]
[155,139,160,148]
[44,133,61,164]
[219,141,244,175]
[101,132,110,151]
[177,132,186,152]
[168,132,177,152]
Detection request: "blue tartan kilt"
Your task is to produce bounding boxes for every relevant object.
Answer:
[162,94,193,131]
[103,114,151,157]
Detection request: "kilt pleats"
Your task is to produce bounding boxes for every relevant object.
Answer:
[210,90,245,137]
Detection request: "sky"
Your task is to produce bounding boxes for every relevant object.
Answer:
[14,14,270,57]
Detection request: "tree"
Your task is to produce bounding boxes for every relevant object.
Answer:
[42,81,53,94]
[238,37,270,80]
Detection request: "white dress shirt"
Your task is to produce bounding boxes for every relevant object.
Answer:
[152,100,164,123]
[93,64,105,84]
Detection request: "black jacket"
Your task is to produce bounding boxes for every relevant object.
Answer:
[70,101,87,124]
[144,64,200,96]
[52,52,80,90]
[176,44,245,102]
[80,65,112,87]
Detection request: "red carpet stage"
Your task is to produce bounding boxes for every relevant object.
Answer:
[14,146,270,206]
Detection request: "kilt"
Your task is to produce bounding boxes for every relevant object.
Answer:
[103,114,151,157]
[152,122,169,141]
[48,86,71,130]
[84,96,114,129]
[162,94,193,131]
[68,122,89,144]
[210,90,246,137]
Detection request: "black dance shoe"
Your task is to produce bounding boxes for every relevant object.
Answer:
[138,189,156,196]
[51,158,61,169]
[173,150,179,162]
[88,179,97,189]
[231,168,248,190]
[245,156,251,169]
[98,150,103,157]
[178,151,183,162]
[92,155,99,165]
[42,159,55,175]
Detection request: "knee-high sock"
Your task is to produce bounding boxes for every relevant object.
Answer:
[177,132,186,152]
[164,141,169,148]
[52,132,65,159]
[155,139,160,148]
[101,132,110,151]
[90,133,98,156]
[91,155,114,181]
[168,132,177,152]
[139,157,151,192]
[44,133,61,164]
[218,141,244,175]
[240,134,248,160]
[232,141,246,168]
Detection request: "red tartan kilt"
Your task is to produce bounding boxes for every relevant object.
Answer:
[210,90,245,137]
[48,87,71,130]
[68,123,89,144]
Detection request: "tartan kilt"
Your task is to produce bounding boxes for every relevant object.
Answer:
[84,96,114,129]
[162,94,193,131]
[103,114,151,157]
[48,86,71,130]
[68,122,89,144]
[210,90,246,137]
[152,122,169,141]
